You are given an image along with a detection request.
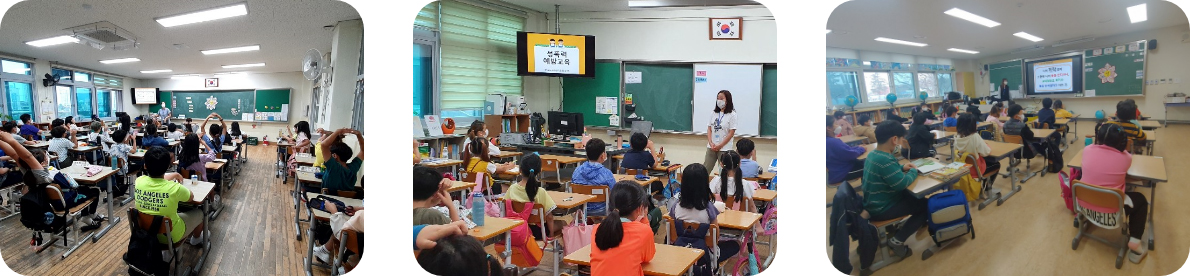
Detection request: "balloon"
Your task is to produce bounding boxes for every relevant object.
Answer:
[886,93,898,104]
[918,91,928,101]
[1095,110,1105,120]
[845,95,859,107]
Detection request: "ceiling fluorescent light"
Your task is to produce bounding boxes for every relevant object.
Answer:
[25,35,79,47]
[215,72,246,76]
[1051,36,1095,48]
[171,74,200,79]
[156,3,248,27]
[221,63,264,69]
[947,48,979,54]
[874,37,927,47]
[99,58,140,64]
[1013,32,1044,42]
[628,0,759,8]
[141,69,172,74]
[201,45,260,55]
[1127,4,1147,23]
[943,8,1000,27]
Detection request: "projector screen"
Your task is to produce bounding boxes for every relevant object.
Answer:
[1024,53,1083,96]
[133,88,160,105]
[516,32,596,78]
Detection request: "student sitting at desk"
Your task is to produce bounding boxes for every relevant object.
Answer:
[986,103,1006,131]
[1054,100,1073,119]
[140,123,169,149]
[18,114,40,140]
[1035,98,1056,129]
[1004,104,1047,159]
[1080,124,1148,263]
[827,115,866,185]
[884,108,908,123]
[29,148,105,231]
[178,133,216,182]
[904,112,935,159]
[281,120,310,176]
[620,133,662,171]
[4,121,35,145]
[463,120,501,156]
[166,123,185,141]
[833,110,854,137]
[942,106,959,128]
[412,165,457,225]
[590,181,655,276]
[736,138,761,178]
[954,113,1000,188]
[106,130,135,198]
[135,146,205,246]
[710,151,756,211]
[1101,100,1147,144]
[572,138,616,216]
[506,154,561,240]
[669,164,739,264]
[321,128,365,194]
[47,126,77,167]
[862,121,924,258]
[853,115,877,145]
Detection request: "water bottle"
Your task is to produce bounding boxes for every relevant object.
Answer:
[191,175,198,183]
[471,192,485,226]
[1085,136,1093,146]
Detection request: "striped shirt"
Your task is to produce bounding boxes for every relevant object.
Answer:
[1102,121,1146,142]
[48,138,74,162]
[861,149,918,216]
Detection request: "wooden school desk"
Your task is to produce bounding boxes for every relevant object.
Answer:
[59,165,121,242]
[614,174,659,187]
[491,151,523,162]
[563,244,705,276]
[294,153,316,166]
[179,179,216,275]
[1014,128,1059,182]
[470,216,524,271]
[302,192,363,276]
[1138,120,1161,130]
[1134,130,1157,155]
[856,143,877,161]
[24,141,49,148]
[174,159,230,217]
[447,180,478,199]
[419,158,463,174]
[746,172,776,188]
[539,154,586,166]
[1068,150,1167,250]
[839,135,867,146]
[549,191,596,224]
[69,145,101,163]
[902,158,968,198]
[979,141,1024,210]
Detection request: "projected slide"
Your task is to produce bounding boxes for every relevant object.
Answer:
[1032,58,1074,93]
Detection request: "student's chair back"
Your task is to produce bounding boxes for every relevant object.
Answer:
[539,158,569,187]
[621,168,642,176]
[664,215,719,263]
[127,208,182,275]
[321,188,359,199]
[1070,180,1131,269]
[509,200,563,273]
[723,195,755,213]
[568,184,609,218]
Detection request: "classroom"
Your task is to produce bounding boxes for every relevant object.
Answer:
[824,0,1187,275]
[411,1,779,275]
[0,1,365,275]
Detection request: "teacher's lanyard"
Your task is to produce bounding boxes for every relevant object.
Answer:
[715,113,724,129]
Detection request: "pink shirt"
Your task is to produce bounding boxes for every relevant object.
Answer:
[985,115,1005,130]
[1077,144,1131,213]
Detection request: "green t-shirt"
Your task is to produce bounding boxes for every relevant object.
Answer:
[134,176,192,244]
[323,157,362,192]
[413,207,450,225]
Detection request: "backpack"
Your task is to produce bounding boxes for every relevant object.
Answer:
[20,184,66,233]
[1046,142,1064,173]
[926,190,974,247]
[124,211,170,276]
[1059,169,1080,214]
[668,206,716,276]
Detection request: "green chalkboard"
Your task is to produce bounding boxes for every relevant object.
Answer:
[1084,41,1146,96]
[166,90,255,121]
[760,65,777,136]
[625,63,694,132]
[256,89,291,112]
[989,60,1022,96]
[562,62,621,127]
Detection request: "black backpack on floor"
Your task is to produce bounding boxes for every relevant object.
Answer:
[124,209,170,276]
[20,184,65,233]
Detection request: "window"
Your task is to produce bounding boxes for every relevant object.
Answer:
[1,60,31,75]
[938,73,953,93]
[863,72,891,102]
[73,72,90,82]
[826,71,861,106]
[439,1,524,119]
[892,72,915,100]
[917,73,938,97]
[52,68,72,81]
[97,89,112,118]
[413,37,435,117]
[76,87,93,118]
[55,86,73,118]
[3,81,34,120]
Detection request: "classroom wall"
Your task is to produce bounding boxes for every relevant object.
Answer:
[139,72,314,138]
[322,19,363,131]
[975,24,1190,121]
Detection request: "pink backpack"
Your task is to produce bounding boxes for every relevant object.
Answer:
[497,199,543,267]
[1059,169,1080,214]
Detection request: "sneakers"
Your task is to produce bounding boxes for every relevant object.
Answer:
[1128,238,1148,264]
[189,232,204,246]
[888,238,912,258]
[313,245,331,264]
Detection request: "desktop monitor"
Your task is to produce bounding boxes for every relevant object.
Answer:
[548,111,584,137]
[631,120,653,138]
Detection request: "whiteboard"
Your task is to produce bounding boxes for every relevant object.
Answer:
[692,64,762,136]
[133,88,158,104]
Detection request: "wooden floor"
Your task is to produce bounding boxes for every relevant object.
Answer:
[0,145,337,276]
[826,122,1190,275]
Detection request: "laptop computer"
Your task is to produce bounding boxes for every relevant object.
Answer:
[499,133,526,146]
[631,120,653,138]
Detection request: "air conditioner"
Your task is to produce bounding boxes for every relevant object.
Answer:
[66,21,139,51]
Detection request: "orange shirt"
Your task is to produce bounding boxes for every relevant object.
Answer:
[590,219,656,276]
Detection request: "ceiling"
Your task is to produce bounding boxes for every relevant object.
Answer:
[827,0,1189,60]
[499,0,761,13]
[0,0,360,79]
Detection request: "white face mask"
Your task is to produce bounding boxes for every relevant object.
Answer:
[716,100,726,109]
[893,138,903,153]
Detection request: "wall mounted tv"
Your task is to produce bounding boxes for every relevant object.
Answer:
[516,31,596,78]
[132,87,160,105]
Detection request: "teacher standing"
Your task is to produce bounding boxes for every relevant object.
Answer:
[998,78,1012,105]
[705,90,738,169]
[158,101,172,124]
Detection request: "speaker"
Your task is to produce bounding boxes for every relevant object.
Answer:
[983,64,989,70]
[1148,39,1157,50]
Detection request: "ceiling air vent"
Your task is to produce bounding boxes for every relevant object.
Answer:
[66,21,139,50]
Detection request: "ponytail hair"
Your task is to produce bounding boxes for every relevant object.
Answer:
[462,136,490,170]
[520,154,543,201]
[719,151,745,204]
[594,180,648,250]
[468,120,486,138]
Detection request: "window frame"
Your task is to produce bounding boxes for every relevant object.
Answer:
[825,69,864,106]
[414,27,439,120]
[0,58,37,122]
[916,72,939,98]
[890,70,917,101]
[861,71,893,103]
[826,63,958,109]
[430,0,526,127]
